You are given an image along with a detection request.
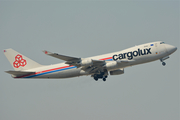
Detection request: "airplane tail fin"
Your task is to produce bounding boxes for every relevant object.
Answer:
[3,48,43,71]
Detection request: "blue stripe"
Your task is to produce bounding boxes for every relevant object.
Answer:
[106,59,113,61]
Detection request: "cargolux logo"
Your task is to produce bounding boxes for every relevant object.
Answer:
[13,54,27,68]
[113,48,152,61]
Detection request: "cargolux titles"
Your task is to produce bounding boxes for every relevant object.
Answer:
[113,48,152,60]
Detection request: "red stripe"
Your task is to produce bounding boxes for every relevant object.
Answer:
[100,57,112,60]
[37,65,72,74]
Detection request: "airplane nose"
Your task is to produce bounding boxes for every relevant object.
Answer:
[165,44,177,54]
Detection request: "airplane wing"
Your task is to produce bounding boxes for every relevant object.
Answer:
[5,70,35,77]
[43,50,80,62]
[43,50,105,67]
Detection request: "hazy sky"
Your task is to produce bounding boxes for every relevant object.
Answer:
[0,1,179,120]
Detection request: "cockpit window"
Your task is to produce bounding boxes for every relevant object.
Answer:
[160,42,165,44]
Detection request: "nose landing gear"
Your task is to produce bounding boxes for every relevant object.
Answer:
[160,56,169,66]
[162,62,166,66]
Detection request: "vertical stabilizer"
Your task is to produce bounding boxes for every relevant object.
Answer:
[4,48,43,71]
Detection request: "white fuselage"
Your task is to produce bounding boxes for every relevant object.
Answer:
[16,41,177,79]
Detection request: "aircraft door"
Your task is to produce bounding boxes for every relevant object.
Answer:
[153,43,158,55]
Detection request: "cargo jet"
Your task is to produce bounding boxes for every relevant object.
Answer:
[4,41,177,81]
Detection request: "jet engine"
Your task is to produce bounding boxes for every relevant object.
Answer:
[104,61,119,71]
[110,69,124,75]
[80,59,93,66]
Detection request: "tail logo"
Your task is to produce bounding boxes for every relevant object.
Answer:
[13,54,27,68]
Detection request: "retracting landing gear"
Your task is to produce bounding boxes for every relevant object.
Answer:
[160,56,169,66]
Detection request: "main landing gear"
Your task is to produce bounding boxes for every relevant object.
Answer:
[94,76,107,81]
[162,62,166,66]
[93,72,108,81]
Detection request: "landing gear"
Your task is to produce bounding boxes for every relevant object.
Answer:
[93,72,108,81]
[102,76,107,81]
[160,56,169,66]
[162,62,166,66]
[94,76,98,81]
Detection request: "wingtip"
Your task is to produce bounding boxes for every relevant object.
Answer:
[43,50,53,55]
[43,50,49,54]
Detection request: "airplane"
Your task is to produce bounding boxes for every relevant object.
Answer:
[4,41,177,81]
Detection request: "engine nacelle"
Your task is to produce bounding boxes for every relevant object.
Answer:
[80,59,93,66]
[104,61,119,71]
[110,69,124,75]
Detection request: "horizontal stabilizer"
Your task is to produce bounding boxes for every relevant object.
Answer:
[5,70,35,77]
